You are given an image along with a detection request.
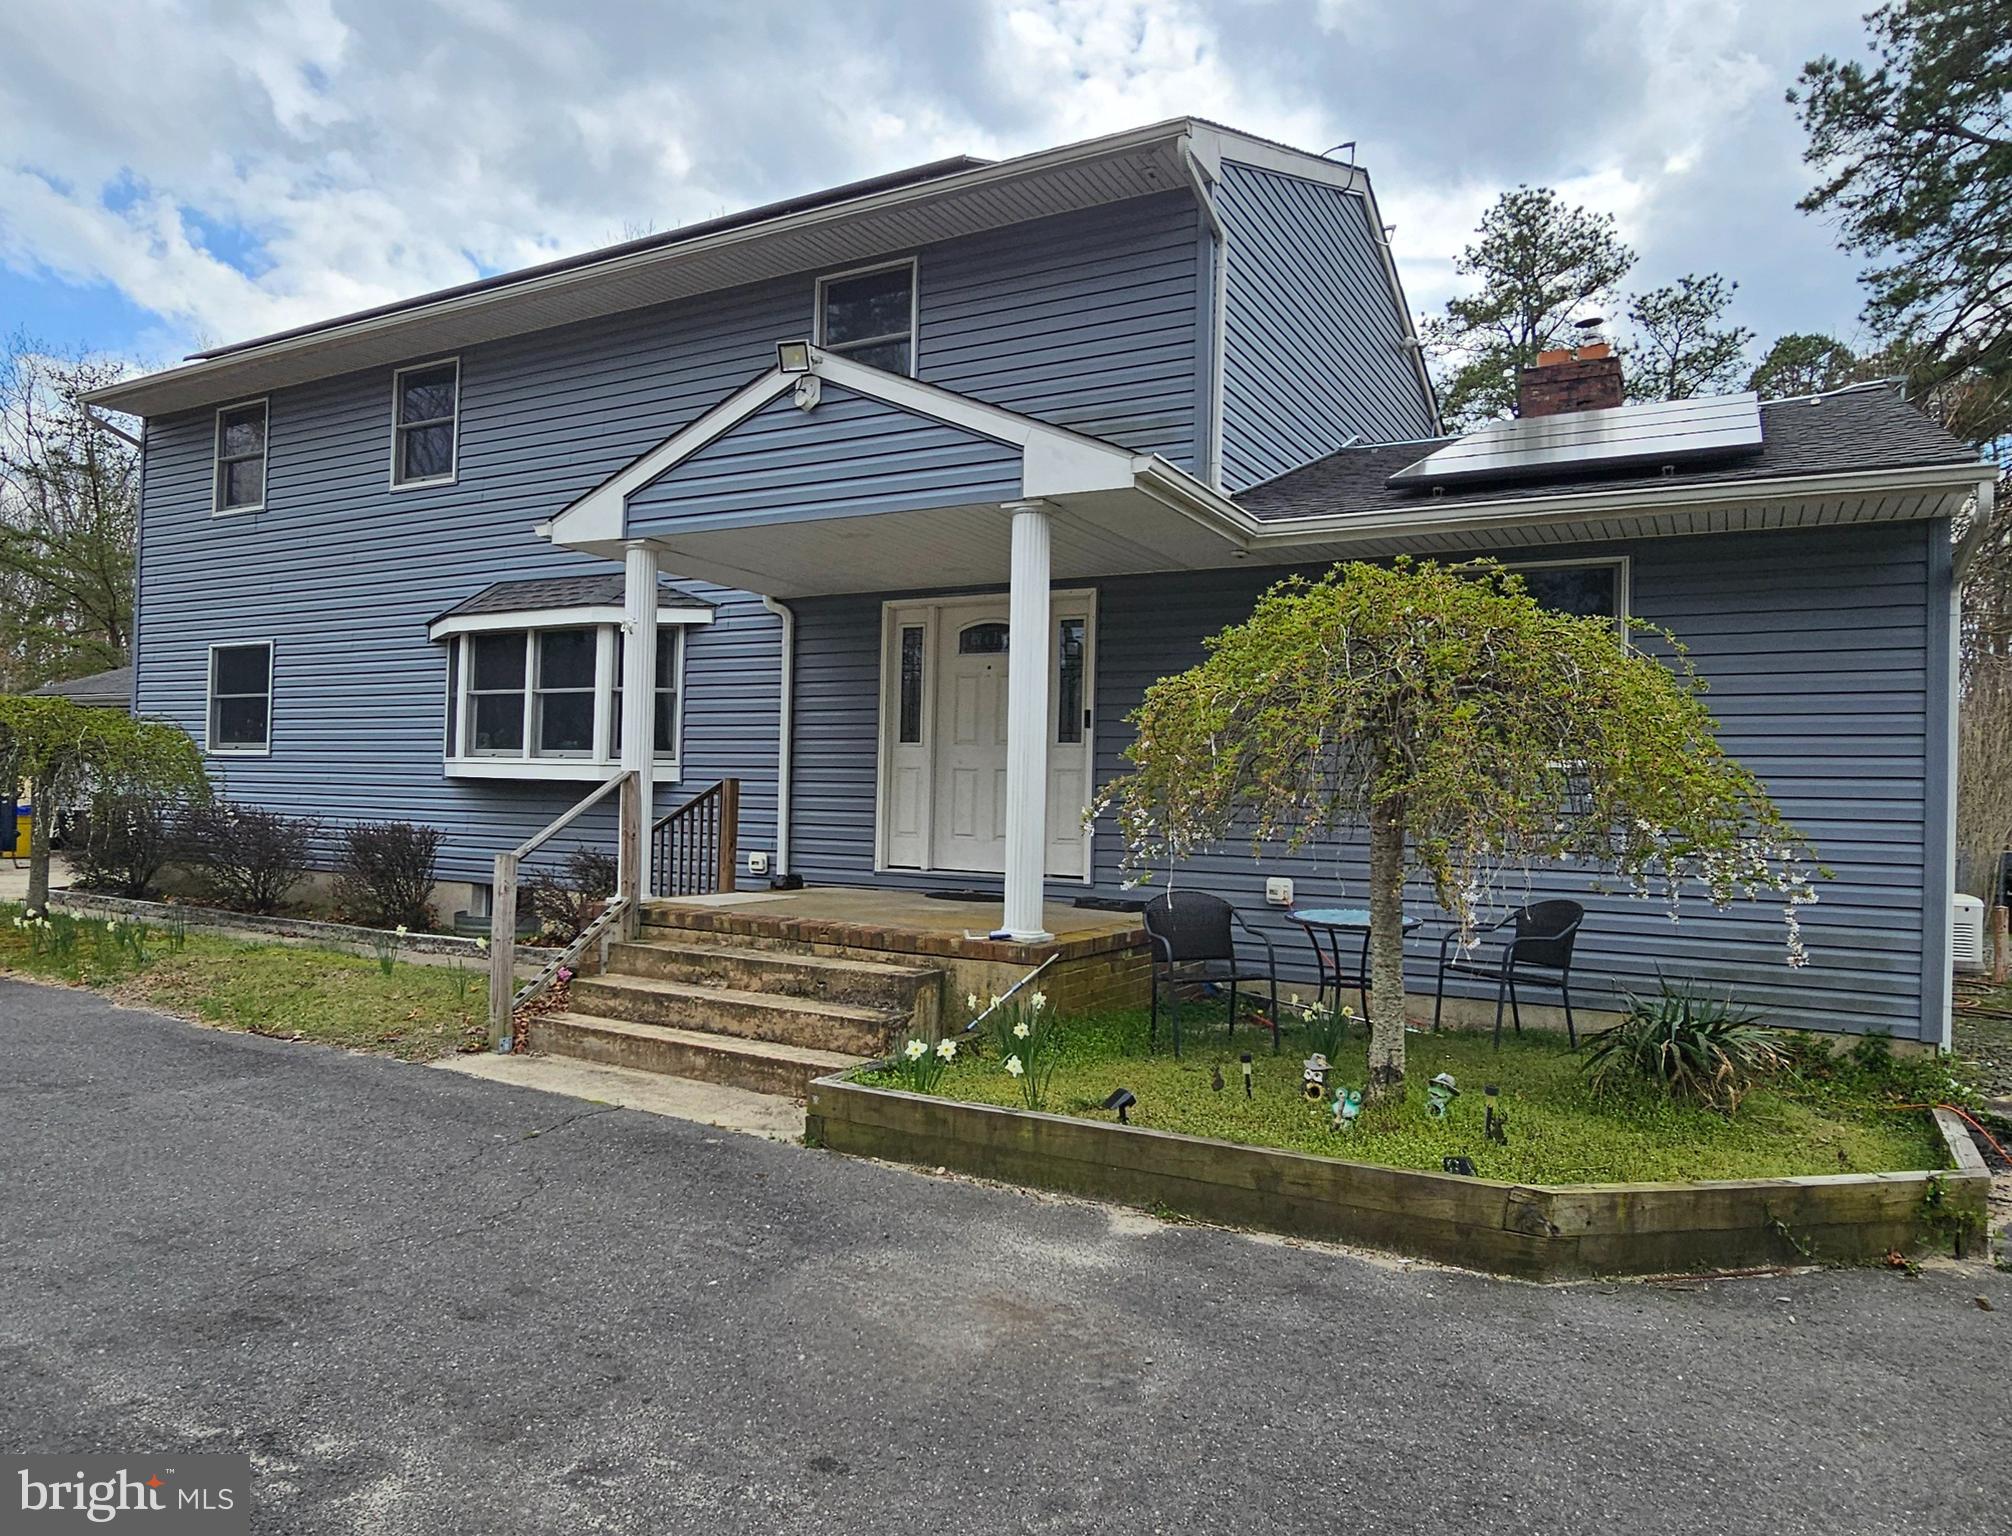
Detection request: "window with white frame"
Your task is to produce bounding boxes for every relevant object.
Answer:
[817,260,916,374]
[213,401,268,512]
[610,629,682,759]
[392,359,458,485]
[208,642,272,752]
[443,623,684,777]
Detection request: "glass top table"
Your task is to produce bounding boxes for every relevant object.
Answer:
[1287,907,1424,1018]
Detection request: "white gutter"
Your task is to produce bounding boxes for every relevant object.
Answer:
[760,596,795,879]
[84,117,1202,415]
[1952,472,1999,579]
[1236,459,1997,549]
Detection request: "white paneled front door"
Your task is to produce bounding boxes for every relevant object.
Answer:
[878,592,1095,880]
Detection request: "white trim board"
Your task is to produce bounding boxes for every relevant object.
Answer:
[428,603,715,641]
[539,348,1142,550]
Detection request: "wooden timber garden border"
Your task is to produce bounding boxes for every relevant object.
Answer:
[805,1076,1991,1281]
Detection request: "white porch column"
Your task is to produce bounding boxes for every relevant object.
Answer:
[620,542,659,901]
[1000,500,1054,943]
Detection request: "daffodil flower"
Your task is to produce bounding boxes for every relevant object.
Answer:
[964,992,979,1012]
[934,1038,957,1061]
[1029,992,1047,1012]
[904,1039,928,1061]
[1004,1055,1025,1078]
[475,937,489,951]
[395,925,409,937]
[1012,1021,1029,1039]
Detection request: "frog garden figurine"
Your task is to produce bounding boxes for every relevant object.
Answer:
[1425,1072,1460,1120]
[1330,1086,1363,1133]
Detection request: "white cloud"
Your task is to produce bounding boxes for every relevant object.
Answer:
[0,0,1877,360]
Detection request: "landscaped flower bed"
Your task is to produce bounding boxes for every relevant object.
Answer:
[856,1003,1951,1184]
[814,1000,1989,1279]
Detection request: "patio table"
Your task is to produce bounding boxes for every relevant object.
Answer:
[1287,906,1422,1020]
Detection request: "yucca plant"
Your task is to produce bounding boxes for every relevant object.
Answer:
[1581,980,1786,1112]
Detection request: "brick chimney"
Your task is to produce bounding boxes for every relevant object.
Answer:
[1516,339,1624,418]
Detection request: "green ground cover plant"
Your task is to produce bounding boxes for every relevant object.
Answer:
[858,1001,1948,1184]
[1,901,485,1060]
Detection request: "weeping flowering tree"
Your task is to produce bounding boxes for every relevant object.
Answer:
[1094,559,1820,1099]
[0,694,208,915]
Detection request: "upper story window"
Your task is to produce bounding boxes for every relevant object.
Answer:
[208,641,273,754]
[213,401,268,513]
[817,260,916,375]
[392,359,459,486]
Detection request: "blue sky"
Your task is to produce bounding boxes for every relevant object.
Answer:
[0,0,1884,377]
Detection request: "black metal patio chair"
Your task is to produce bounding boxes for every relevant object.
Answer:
[1432,899,1585,1047]
[1141,891,1281,1058]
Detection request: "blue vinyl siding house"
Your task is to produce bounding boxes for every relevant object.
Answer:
[94,118,1992,1048]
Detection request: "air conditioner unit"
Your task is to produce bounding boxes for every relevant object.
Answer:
[1951,894,1986,973]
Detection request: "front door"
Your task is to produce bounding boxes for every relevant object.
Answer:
[879,593,1095,879]
[932,616,1011,872]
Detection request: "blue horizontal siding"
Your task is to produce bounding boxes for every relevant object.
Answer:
[1216,160,1437,491]
[789,522,1938,1038]
[133,191,1205,887]
[626,384,1022,536]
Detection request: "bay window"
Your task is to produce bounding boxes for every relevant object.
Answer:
[440,622,686,780]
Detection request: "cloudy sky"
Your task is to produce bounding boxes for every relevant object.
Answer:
[0,0,1882,373]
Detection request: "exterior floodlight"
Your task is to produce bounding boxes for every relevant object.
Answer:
[1102,1088,1137,1125]
[776,340,813,374]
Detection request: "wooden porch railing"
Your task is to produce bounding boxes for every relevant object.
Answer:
[652,778,739,899]
[487,770,639,1049]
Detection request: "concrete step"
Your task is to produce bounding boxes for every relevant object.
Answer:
[606,939,936,1015]
[529,1012,861,1099]
[567,972,906,1056]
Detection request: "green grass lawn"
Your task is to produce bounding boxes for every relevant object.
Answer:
[862,1002,1952,1184]
[1,903,488,1059]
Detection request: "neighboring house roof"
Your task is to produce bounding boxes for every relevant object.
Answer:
[25,666,133,709]
[432,574,715,624]
[84,118,1421,420]
[1233,383,1980,524]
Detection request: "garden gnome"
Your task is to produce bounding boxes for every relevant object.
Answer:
[1301,1053,1331,1102]
[1425,1072,1460,1120]
[1330,1086,1363,1133]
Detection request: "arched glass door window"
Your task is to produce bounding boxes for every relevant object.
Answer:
[958,622,1010,655]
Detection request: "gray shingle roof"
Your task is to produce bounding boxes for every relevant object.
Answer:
[1232,383,1982,524]
[27,665,133,708]
[435,575,714,622]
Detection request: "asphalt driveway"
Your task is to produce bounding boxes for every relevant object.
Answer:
[4,979,2007,1535]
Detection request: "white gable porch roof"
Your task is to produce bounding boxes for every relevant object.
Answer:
[536,349,1251,596]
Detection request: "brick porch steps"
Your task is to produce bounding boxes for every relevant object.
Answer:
[604,939,938,1020]
[528,1013,864,1099]
[567,972,907,1057]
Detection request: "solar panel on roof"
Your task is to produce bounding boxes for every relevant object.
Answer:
[1387,392,1764,489]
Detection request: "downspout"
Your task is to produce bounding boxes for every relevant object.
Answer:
[761,596,795,880]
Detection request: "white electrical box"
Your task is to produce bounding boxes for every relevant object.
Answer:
[747,851,771,877]
[1265,877,1294,907]
[1952,893,1985,972]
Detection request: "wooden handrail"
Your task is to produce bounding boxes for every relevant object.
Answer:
[651,778,739,899]
[509,771,628,861]
[488,769,640,1049]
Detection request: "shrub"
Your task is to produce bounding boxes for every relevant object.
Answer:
[332,820,442,930]
[182,801,319,914]
[1581,980,1787,1112]
[74,793,181,897]
[524,847,619,942]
